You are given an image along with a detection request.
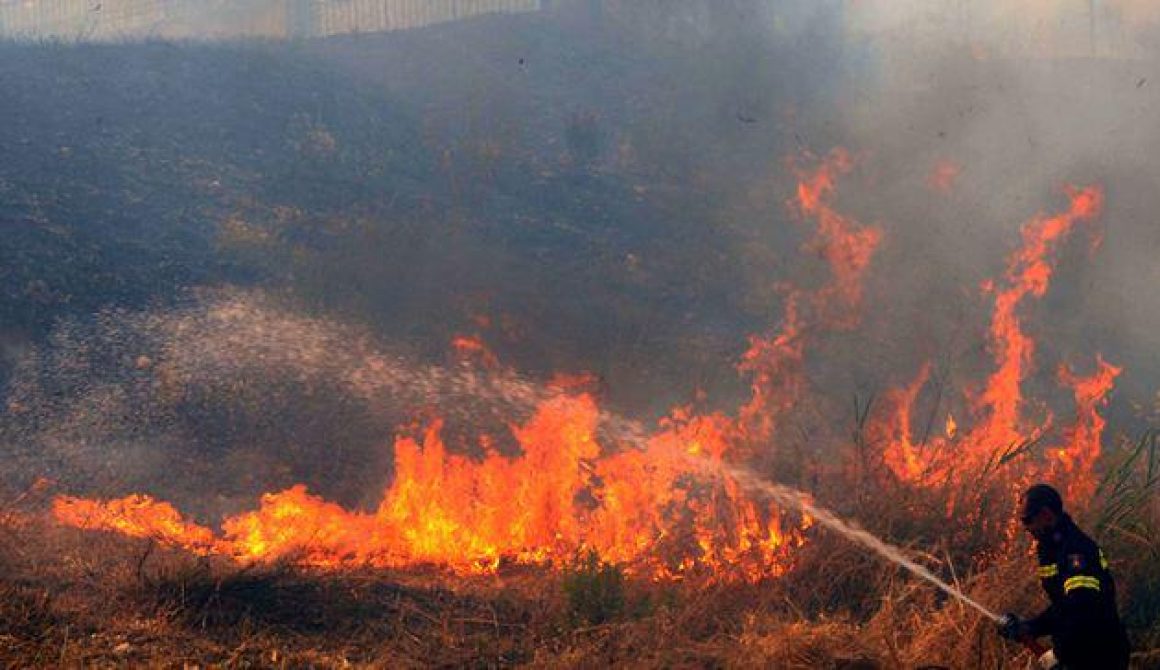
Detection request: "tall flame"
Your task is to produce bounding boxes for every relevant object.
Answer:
[878,362,933,482]
[739,149,882,441]
[50,159,1119,584]
[52,150,881,581]
[54,395,805,579]
[975,186,1103,448]
[1054,355,1121,501]
[878,186,1113,494]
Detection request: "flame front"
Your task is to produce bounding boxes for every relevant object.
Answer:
[54,396,803,579]
[53,494,217,554]
[50,151,872,581]
[50,156,1120,583]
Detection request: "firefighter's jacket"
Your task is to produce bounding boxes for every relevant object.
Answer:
[1027,514,1130,669]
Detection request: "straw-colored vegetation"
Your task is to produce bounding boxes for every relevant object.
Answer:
[4,12,1160,668]
[2,431,1156,668]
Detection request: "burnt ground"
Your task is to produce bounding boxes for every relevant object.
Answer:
[1,9,1160,669]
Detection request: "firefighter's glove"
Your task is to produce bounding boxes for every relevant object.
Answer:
[997,613,1027,641]
[1037,649,1059,670]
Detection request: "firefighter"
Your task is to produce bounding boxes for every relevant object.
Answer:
[998,484,1131,669]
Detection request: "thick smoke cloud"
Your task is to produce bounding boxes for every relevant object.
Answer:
[829,0,1160,428]
[1,0,1157,510]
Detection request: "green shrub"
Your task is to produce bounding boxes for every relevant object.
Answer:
[1093,430,1160,649]
[562,549,625,626]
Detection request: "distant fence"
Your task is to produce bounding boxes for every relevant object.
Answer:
[844,0,1152,61]
[0,0,543,41]
[309,0,541,37]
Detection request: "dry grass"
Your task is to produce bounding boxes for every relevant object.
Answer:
[2,433,1158,670]
[1,517,554,667]
[0,522,1153,669]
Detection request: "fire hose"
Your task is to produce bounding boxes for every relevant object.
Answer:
[707,463,1061,669]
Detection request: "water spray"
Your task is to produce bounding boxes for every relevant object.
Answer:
[65,295,1003,623]
[713,462,1003,623]
[361,360,1004,623]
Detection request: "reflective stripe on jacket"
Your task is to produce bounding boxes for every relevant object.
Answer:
[1027,515,1129,670]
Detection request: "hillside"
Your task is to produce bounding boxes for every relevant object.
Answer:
[2,8,1158,669]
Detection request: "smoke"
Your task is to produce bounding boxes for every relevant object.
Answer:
[544,0,1160,447]
[823,0,1160,429]
[2,290,457,512]
[3,0,1158,518]
[0,288,628,515]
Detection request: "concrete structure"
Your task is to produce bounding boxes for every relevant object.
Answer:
[843,0,1157,60]
[0,0,542,41]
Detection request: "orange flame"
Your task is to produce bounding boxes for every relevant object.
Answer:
[53,494,217,554]
[794,149,882,327]
[878,186,1113,496]
[53,148,886,581]
[52,157,1118,585]
[879,363,934,481]
[54,395,804,580]
[927,160,961,194]
[974,185,1104,448]
[739,150,882,440]
[1054,355,1121,500]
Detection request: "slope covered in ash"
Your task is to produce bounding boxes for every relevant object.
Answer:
[0,40,429,353]
[4,5,1157,511]
[0,10,852,507]
[0,9,850,406]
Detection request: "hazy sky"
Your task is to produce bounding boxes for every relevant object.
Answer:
[844,0,1160,58]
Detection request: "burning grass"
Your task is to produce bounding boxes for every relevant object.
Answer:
[4,430,1159,669]
[6,154,1160,667]
[0,511,883,667]
[0,512,550,667]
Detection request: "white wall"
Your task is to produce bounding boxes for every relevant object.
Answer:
[0,0,542,41]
